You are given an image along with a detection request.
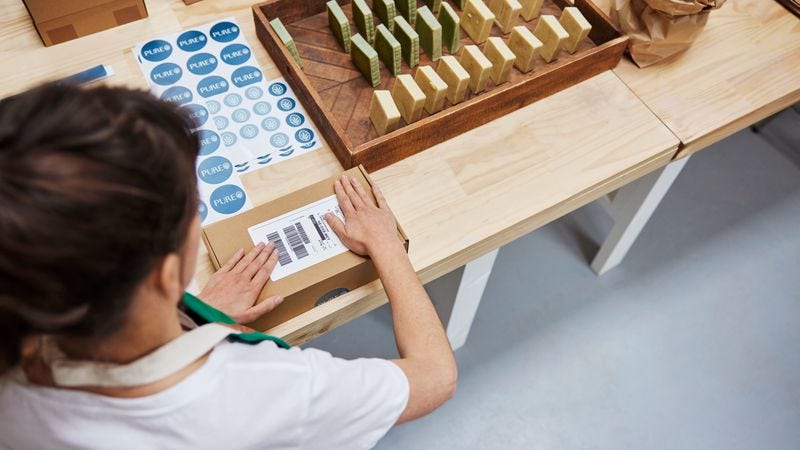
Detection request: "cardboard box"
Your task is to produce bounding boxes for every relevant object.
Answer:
[202,166,409,331]
[23,0,148,47]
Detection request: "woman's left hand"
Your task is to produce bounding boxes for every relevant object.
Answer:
[198,242,284,323]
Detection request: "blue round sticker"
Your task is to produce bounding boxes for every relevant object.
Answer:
[186,53,217,75]
[213,116,229,131]
[197,156,233,185]
[198,201,208,221]
[268,82,287,96]
[177,30,207,52]
[210,21,240,43]
[232,108,250,123]
[207,100,221,115]
[195,129,220,156]
[231,66,262,88]
[240,124,259,139]
[160,86,193,105]
[295,128,314,143]
[224,93,242,107]
[246,86,264,100]
[285,112,304,127]
[141,39,172,62]
[182,103,209,127]
[150,63,182,86]
[253,101,271,115]
[261,116,280,131]
[197,75,229,98]
[221,131,237,146]
[270,132,289,148]
[277,97,296,111]
[209,184,246,214]
[220,43,251,65]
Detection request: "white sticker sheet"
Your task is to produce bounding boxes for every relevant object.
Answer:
[248,195,349,281]
[132,18,321,226]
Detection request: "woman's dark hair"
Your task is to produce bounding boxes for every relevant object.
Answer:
[0,83,199,373]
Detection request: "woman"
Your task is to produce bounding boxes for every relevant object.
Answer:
[0,83,456,449]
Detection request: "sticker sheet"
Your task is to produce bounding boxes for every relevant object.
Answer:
[133,18,321,225]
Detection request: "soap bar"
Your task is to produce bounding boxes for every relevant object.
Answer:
[519,0,543,21]
[454,0,468,9]
[461,0,495,44]
[393,16,420,68]
[533,15,569,62]
[487,0,522,34]
[559,7,592,54]
[415,65,448,114]
[438,2,461,54]
[459,44,493,93]
[370,90,401,135]
[396,0,417,27]
[436,55,470,104]
[375,24,402,76]
[508,25,542,72]
[352,0,375,43]
[423,0,442,14]
[391,74,426,123]
[351,33,380,87]
[374,0,397,32]
[415,6,442,61]
[484,36,515,84]
[327,1,351,53]
[269,18,302,68]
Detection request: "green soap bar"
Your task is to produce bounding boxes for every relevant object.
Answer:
[327,0,351,53]
[423,0,442,14]
[351,33,380,87]
[438,2,460,53]
[269,18,303,68]
[374,0,396,32]
[375,24,401,76]
[415,5,442,61]
[352,0,375,43]
[454,0,467,9]
[396,0,417,26]
[393,16,419,68]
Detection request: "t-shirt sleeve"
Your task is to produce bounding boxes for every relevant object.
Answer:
[297,347,409,450]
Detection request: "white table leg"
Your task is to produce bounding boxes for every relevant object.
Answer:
[591,156,690,275]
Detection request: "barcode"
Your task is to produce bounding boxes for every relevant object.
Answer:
[310,215,327,240]
[283,225,309,259]
[296,222,310,244]
[266,231,292,266]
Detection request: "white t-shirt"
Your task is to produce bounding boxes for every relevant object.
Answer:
[0,340,409,450]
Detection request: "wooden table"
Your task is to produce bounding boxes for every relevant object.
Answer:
[0,0,679,345]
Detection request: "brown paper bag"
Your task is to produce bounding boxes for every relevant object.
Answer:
[612,0,726,68]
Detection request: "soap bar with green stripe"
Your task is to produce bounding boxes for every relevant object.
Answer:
[375,24,402,76]
[438,2,461,54]
[374,0,397,32]
[352,0,375,43]
[396,0,417,26]
[393,16,420,68]
[269,18,303,68]
[327,0,351,53]
[415,6,442,61]
[422,0,442,13]
[351,33,380,87]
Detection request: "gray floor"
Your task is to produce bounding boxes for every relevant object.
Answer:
[308,109,800,450]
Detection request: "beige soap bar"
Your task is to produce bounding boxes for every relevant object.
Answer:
[461,0,495,44]
[414,65,448,114]
[533,15,568,62]
[559,7,592,54]
[436,55,471,105]
[459,44,493,94]
[519,0,543,21]
[487,0,522,34]
[370,90,401,135]
[508,25,542,73]
[391,74,426,123]
[484,37,516,84]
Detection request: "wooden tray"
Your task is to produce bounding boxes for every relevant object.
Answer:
[253,0,628,170]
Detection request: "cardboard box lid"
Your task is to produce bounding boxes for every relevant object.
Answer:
[23,0,121,24]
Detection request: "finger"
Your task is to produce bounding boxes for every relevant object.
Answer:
[373,184,392,212]
[232,242,265,274]
[238,295,284,323]
[350,177,375,208]
[219,248,245,272]
[324,213,346,238]
[341,175,365,209]
[251,248,279,287]
[244,242,274,279]
[334,179,355,216]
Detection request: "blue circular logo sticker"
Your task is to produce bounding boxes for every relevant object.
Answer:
[206,100,221,115]
[261,116,280,131]
[295,128,314,143]
[246,86,264,100]
[213,116,229,131]
[270,132,289,148]
[277,97,296,111]
[150,63,182,86]
[232,108,250,123]
[268,82,287,96]
[210,21,240,43]
[254,101,271,115]
[160,86,193,105]
[197,75,228,98]
[186,53,217,75]
[210,184,246,214]
[231,66,262,88]
[182,103,209,127]
[177,30,207,52]
[197,156,233,185]
[224,93,242,107]
[220,43,251,65]
[141,39,172,62]
[198,200,208,221]
[240,124,259,139]
[286,112,304,127]
[221,131,237,146]
[194,129,220,155]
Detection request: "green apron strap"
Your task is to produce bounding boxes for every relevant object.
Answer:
[181,292,291,349]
